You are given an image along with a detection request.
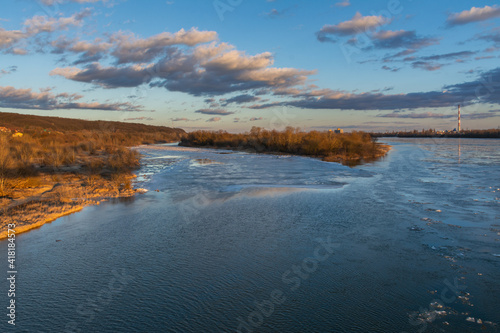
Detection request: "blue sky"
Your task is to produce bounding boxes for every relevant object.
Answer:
[1,0,500,132]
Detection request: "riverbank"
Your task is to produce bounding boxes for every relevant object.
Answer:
[0,112,185,240]
[180,128,391,166]
[0,172,143,240]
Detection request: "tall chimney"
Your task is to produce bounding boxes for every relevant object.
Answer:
[458,104,461,132]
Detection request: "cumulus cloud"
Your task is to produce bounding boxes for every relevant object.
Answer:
[23,8,91,35]
[68,38,113,64]
[51,40,315,96]
[0,86,142,111]
[110,28,218,64]
[206,117,221,122]
[0,9,92,53]
[0,29,26,49]
[195,109,234,115]
[203,49,274,71]
[50,63,151,88]
[48,28,217,64]
[316,12,389,42]
[447,5,500,26]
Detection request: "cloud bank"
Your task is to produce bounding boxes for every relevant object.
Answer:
[0,86,142,111]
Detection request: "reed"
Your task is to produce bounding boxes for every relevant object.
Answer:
[180,126,388,165]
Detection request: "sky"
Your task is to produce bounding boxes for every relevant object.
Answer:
[1,0,500,132]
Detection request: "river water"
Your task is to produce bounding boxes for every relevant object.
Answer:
[1,138,499,332]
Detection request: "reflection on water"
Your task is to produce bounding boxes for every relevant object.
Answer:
[458,139,461,164]
[0,138,499,332]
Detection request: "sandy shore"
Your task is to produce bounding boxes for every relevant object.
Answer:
[0,172,140,240]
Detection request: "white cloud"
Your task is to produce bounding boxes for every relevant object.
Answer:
[317,12,390,41]
[0,29,25,49]
[23,8,91,34]
[447,5,500,26]
[110,28,218,64]
[51,39,315,96]
[0,9,92,52]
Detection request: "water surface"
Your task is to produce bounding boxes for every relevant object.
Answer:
[1,138,499,332]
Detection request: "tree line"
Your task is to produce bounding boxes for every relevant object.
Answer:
[180,127,388,165]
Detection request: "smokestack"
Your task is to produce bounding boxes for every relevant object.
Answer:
[458,105,461,132]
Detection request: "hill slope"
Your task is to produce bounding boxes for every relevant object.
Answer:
[0,112,185,135]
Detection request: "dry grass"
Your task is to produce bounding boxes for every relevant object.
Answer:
[0,114,184,238]
[0,172,138,239]
[181,126,389,165]
[0,126,177,197]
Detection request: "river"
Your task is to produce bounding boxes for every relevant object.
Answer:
[1,138,499,332]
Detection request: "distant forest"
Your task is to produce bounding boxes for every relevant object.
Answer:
[372,128,500,138]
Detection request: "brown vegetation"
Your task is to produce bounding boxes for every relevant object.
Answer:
[180,126,390,165]
[0,112,185,239]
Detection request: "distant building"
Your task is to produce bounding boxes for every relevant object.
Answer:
[334,128,343,134]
